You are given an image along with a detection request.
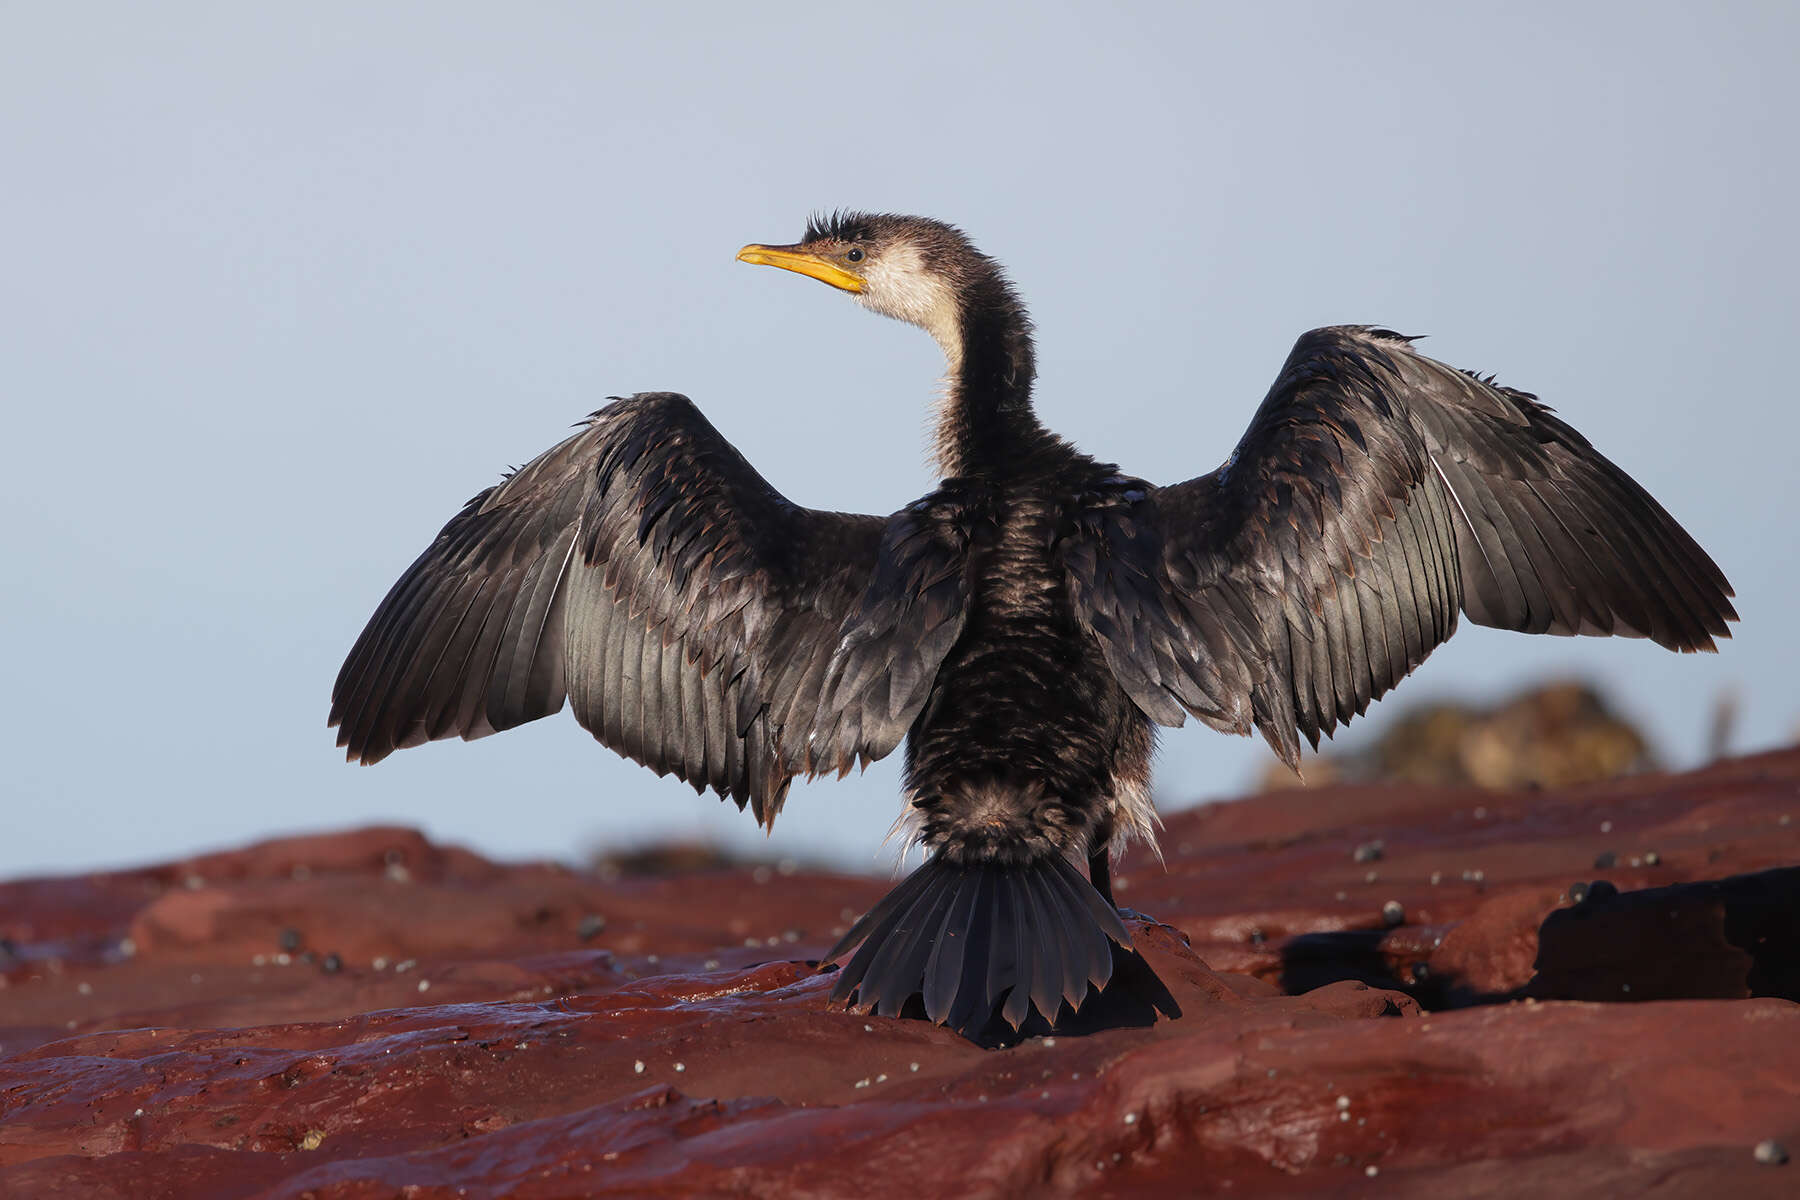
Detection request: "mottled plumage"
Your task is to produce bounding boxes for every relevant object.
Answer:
[332,213,1735,1042]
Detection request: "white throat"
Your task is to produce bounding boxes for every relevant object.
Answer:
[857,244,964,373]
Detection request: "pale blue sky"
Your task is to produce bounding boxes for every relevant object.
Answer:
[4,2,1794,879]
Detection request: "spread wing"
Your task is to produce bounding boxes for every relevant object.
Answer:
[330,392,968,827]
[1065,326,1737,768]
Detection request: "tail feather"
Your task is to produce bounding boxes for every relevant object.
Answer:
[1073,873,1132,945]
[922,870,981,1024]
[948,872,999,1033]
[982,875,1018,1012]
[883,882,958,1017]
[847,873,954,1018]
[1001,877,1035,1030]
[833,860,936,965]
[827,853,1149,1039]
[1022,868,1069,1019]
[1042,869,1112,1002]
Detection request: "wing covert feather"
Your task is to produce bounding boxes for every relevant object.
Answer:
[332,392,968,827]
[1063,327,1734,768]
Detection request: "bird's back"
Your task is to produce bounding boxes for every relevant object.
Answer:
[900,448,1147,855]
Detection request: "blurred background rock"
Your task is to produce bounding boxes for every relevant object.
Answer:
[1258,680,1735,792]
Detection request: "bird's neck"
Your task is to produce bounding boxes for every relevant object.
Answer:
[932,282,1041,478]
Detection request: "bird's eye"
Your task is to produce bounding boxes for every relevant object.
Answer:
[846,247,864,263]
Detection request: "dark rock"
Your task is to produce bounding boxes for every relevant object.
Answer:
[1531,866,1800,1003]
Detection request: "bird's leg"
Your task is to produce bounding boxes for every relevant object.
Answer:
[1089,815,1155,924]
[1088,846,1113,905]
[1086,816,1115,906]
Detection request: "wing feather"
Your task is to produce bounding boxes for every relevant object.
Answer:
[1062,327,1735,767]
[332,393,968,827]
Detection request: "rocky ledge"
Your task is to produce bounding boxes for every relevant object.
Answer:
[3,749,1798,1197]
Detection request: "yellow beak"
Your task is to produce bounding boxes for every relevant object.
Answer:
[736,244,865,294]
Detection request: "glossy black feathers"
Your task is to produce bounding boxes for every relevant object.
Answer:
[1066,326,1736,768]
[827,854,1130,1039]
[331,392,965,827]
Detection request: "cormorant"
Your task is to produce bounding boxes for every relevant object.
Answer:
[330,213,1736,1039]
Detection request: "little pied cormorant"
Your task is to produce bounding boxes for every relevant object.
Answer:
[331,213,1735,1040]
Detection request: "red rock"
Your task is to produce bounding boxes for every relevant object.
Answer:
[1,750,1797,1196]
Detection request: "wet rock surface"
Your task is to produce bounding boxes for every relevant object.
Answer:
[3,749,1799,1197]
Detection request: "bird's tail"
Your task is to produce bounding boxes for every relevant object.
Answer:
[825,853,1138,1039]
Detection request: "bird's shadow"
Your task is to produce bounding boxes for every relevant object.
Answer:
[985,942,1183,1049]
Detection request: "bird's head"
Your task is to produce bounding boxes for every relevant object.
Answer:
[738,212,990,365]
